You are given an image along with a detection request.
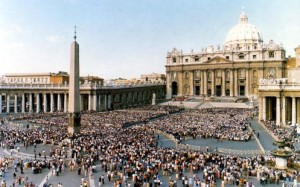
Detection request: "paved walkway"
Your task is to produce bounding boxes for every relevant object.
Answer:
[248,118,278,152]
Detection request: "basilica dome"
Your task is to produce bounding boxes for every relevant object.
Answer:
[225,10,263,48]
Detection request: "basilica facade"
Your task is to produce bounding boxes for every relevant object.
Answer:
[166,11,286,99]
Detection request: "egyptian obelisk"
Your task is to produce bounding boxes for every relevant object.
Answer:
[68,26,81,135]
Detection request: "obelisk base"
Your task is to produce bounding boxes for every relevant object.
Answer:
[68,112,81,136]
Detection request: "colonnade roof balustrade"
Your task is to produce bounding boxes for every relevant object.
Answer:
[258,78,300,91]
[0,82,165,91]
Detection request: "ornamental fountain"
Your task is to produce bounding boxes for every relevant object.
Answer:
[270,139,293,169]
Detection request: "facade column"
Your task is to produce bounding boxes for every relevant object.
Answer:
[29,93,33,113]
[276,97,281,126]
[93,94,97,111]
[203,71,207,95]
[200,71,204,95]
[44,93,47,112]
[245,68,249,97]
[36,93,40,113]
[221,69,226,96]
[50,93,54,113]
[166,71,172,99]
[292,97,296,125]
[189,71,193,95]
[22,93,25,113]
[14,94,18,113]
[262,97,266,121]
[57,94,61,112]
[0,93,2,114]
[6,94,10,113]
[282,96,286,126]
[234,69,238,96]
[211,70,215,95]
[64,93,68,113]
[230,69,234,97]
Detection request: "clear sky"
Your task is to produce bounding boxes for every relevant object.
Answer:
[0,0,299,79]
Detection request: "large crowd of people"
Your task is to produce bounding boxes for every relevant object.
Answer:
[0,105,299,187]
[146,108,257,142]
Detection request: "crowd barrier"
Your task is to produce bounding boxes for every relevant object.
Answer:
[153,129,264,156]
[177,144,263,155]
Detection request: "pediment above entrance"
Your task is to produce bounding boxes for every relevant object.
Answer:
[205,56,232,64]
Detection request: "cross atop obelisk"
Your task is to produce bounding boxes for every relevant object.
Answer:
[74,25,77,41]
[68,26,81,136]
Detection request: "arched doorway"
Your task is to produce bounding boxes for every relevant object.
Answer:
[171,82,178,97]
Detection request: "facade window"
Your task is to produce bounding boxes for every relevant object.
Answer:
[238,55,244,59]
[185,59,189,63]
[226,56,229,60]
[253,55,256,59]
[269,51,275,58]
[207,57,211,60]
[172,58,176,63]
[195,58,199,62]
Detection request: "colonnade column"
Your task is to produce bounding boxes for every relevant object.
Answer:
[36,94,40,113]
[22,93,25,113]
[104,94,108,111]
[262,97,266,121]
[292,97,296,126]
[211,70,215,96]
[57,94,61,112]
[276,97,281,126]
[221,70,225,96]
[282,96,286,126]
[44,93,47,112]
[80,95,83,111]
[203,71,207,95]
[0,93,2,114]
[6,94,10,113]
[88,94,92,111]
[98,94,102,111]
[200,71,204,95]
[93,94,97,111]
[230,70,234,97]
[50,93,54,113]
[108,95,112,110]
[29,93,33,113]
[64,93,67,113]
[234,69,238,96]
[14,94,18,113]
[259,97,262,121]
